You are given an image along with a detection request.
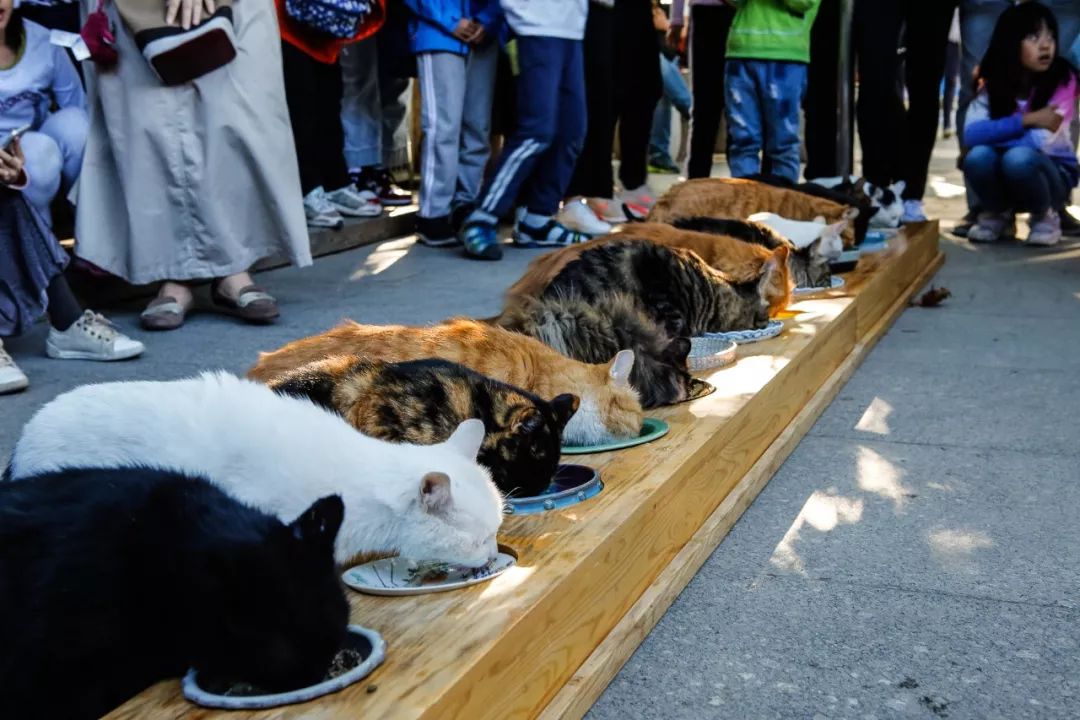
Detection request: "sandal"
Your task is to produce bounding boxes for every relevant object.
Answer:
[140,296,190,331]
[210,282,279,323]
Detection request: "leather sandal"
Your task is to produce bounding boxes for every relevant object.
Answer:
[210,282,279,324]
[140,296,189,331]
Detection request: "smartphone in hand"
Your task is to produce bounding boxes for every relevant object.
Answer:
[3,124,31,152]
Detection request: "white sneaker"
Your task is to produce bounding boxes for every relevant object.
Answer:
[617,184,657,215]
[558,198,614,236]
[0,339,29,394]
[46,311,145,361]
[304,188,345,229]
[326,185,382,218]
[901,199,927,223]
[1026,209,1062,246]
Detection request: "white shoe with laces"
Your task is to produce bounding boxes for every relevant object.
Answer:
[46,311,145,361]
[557,198,614,236]
[304,188,345,229]
[325,185,382,218]
[0,339,29,394]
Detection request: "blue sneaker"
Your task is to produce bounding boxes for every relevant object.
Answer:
[512,219,589,248]
[460,221,503,260]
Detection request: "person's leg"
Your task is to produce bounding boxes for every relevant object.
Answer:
[456,42,499,209]
[281,41,325,197]
[805,0,854,179]
[687,3,733,179]
[339,39,384,172]
[724,59,765,179]
[417,52,466,224]
[35,107,87,194]
[900,0,958,204]
[961,145,1006,211]
[565,4,616,200]
[17,131,62,222]
[614,0,662,192]
[942,41,960,134]
[854,0,904,187]
[45,274,82,331]
[650,92,674,163]
[316,58,352,194]
[1000,148,1065,217]
[762,62,808,183]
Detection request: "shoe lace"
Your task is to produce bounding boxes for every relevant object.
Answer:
[80,311,120,342]
[310,189,337,214]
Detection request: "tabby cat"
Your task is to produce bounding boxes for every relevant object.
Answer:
[647,177,860,247]
[268,355,579,498]
[506,223,793,317]
[496,292,701,409]
[670,216,834,289]
[248,317,643,447]
[534,239,789,337]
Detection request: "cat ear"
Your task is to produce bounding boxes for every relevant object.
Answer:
[550,394,580,431]
[289,495,345,550]
[446,418,485,460]
[420,471,453,514]
[512,407,545,434]
[607,349,635,388]
[663,337,692,365]
[760,246,789,288]
[841,207,860,221]
[891,180,906,196]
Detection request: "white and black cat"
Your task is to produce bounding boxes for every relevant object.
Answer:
[0,466,348,720]
[8,372,504,567]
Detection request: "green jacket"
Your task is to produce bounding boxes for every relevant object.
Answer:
[725,0,822,64]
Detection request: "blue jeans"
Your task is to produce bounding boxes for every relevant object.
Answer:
[20,107,88,226]
[724,59,807,182]
[477,36,586,218]
[339,38,410,170]
[962,145,1069,216]
[649,53,692,161]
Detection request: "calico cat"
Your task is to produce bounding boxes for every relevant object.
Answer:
[248,317,643,448]
[9,372,503,567]
[536,239,789,337]
[647,177,861,247]
[671,216,834,289]
[0,466,348,720]
[496,292,701,409]
[505,222,793,316]
[267,355,579,498]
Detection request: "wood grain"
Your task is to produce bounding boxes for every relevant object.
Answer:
[106,224,941,720]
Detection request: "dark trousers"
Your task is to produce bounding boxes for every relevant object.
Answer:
[804,0,854,179]
[942,41,960,132]
[687,3,735,179]
[567,0,660,198]
[478,36,586,218]
[281,42,351,197]
[854,0,958,199]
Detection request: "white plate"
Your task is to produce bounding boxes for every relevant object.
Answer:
[342,552,516,596]
[698,319,784,345]
[793,276,845,296]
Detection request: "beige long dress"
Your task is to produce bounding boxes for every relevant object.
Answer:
[75,0,312,284]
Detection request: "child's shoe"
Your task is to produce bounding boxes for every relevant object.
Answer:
[513,218,590,248]
[557,198,613,237]
[901,199,927,223]
[1027,208,1062,246]
[968,212,1010,243]
[46,311,145,361]
[304,188,345,229]
[416,215,462,248]
[461,220,503,260]
[617,184,657,216]
[0,339,29,395]
[325,185,382,218]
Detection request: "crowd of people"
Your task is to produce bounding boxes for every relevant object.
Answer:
[2,0,1079,394]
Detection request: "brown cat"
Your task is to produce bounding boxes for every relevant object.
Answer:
[267,355,579,498]
[648,177,859,247]
[506,222,793,317]
[248,318,643,447]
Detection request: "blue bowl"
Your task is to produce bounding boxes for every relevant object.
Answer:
[507,464,602,515]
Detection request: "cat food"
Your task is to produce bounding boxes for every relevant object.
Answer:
[342,551,516,596]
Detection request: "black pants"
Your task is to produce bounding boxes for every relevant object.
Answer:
[281,42,351,197]
[804,0,854,179]
[567,0,660,198]
[942,41,960,132]
[854,0,958,199]
[686,3,734,179]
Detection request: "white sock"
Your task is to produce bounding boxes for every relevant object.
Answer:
[520,211,551,229]
[467,209,498,226]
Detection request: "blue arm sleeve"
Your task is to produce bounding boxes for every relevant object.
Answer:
[50,46,85,111]
[963,114,1025,147]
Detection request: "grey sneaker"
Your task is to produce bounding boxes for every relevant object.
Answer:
[304,188,345,229]
[0,339,29,394]
[325,185,382,218]
[46,311,145,361]
[968,212,1009,243]
[1026,209,1062,246]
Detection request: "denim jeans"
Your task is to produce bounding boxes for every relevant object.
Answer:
[20,107,88,226]
[962,145,1069,216]
[339,38,410,170]
[724,59,807,182]
[649,53,692,162]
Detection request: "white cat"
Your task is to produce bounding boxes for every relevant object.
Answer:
[8,372,504,567]
[863,181,905,229]
[747,211,851,261]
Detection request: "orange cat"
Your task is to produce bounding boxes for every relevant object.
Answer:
[648,177,858,247]
[506,223,793,317]
[248,318,643,447]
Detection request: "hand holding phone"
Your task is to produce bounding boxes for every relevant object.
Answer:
[3,124,30,152]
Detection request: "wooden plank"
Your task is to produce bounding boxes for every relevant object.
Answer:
[106,223,940,720]
[539,242,946,720]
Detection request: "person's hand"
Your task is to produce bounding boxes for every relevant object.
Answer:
[1023,105,1064,132]
[166,0,215,30]
[665,24,682,50]
[653,5,669,32]
[0,139,26,187]
[470,25,488,46]
[452,18,481,43]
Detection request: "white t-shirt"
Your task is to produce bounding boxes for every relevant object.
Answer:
[0,20,85,135]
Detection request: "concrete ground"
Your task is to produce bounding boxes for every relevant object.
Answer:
[2,138,1078,719]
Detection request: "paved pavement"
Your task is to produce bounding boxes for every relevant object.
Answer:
[2,140,1078,719]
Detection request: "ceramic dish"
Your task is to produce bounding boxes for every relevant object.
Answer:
[793,276,845,296]
[688,336,738,371]
[698,319,784,345]
[561,417,670,455]
[506,464,603,515]
[342,551,516,597]
[182,625,386,710]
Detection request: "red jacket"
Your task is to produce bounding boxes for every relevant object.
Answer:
[277,0,386,63]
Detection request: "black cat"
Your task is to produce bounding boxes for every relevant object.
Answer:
[0,466,349,720]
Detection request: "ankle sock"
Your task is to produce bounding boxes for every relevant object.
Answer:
[520,211,552,229]
[467,209,498,226]
[46,275,83,331]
